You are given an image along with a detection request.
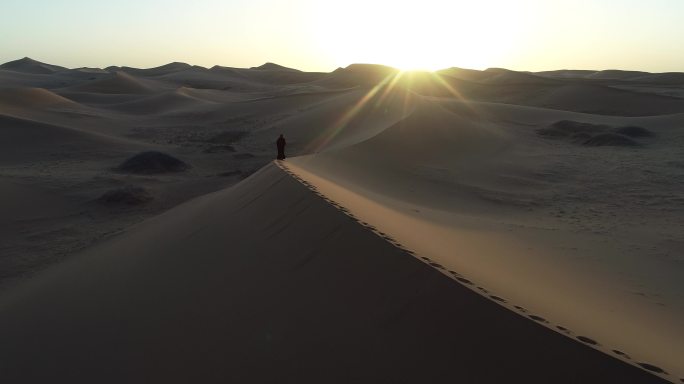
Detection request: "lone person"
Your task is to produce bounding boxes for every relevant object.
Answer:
[276,134,286,160]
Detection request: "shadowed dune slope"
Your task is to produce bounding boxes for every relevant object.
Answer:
[106,89,218,114]
[531,84,684,116]
[0,114,141,163]
[0,163,667,384]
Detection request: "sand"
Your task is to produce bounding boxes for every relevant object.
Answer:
[0,164,669,383]
[0,57,683,382]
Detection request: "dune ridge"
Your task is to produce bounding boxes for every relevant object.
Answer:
[0,57,67,74]
[0,163,670,383]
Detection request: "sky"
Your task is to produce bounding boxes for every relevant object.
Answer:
[1,0,683,72]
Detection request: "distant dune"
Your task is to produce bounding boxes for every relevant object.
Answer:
[0,57,66,74]
[250,62,301,71]
[66,71,163,94]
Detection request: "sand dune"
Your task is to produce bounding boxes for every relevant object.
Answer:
[631,72,684,85]
[436,66,496,81]
[106,89,218,115]
[66,71,166,94]
[287,94,684,380]
[0,57,66,74]
[530,83,684,115]
[0,69,70,88]
[105,62,196,77]
[0,164,668,383]
[52,67,110,81]
[159,66,275,91]
[315,63,400,88]
[1,57,683,382]
[0,87,78,108]
[0,114,141,163]
[478,68,561,85]
[587,69,651,80]
[251,62,300,71]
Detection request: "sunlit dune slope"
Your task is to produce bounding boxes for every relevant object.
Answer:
[288,92,684,380]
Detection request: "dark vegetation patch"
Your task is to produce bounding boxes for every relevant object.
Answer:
[116,151,189,174]
[98,185,152,205]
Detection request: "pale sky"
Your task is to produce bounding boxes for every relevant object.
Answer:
[1,0,683,72]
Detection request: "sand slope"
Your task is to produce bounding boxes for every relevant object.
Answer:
[0,114,142,163]
[287,95,684,381]
[0,163,668,383]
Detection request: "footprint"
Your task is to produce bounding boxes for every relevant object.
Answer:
[576,336,599,346]
[637,363,666,374]
[515,306,528,313]
[529,315,549,324]
[421,257,431,261]
[448,270,462,277]
[489,295,506,303]
[477,287,490,294]
[456,277,473,285]
[428,262,445,269]
[556,326,570,333]
[612,350,631,359]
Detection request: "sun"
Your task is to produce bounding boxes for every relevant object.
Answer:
[311,0,525,71]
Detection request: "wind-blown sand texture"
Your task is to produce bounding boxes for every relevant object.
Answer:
[1,58,683,382]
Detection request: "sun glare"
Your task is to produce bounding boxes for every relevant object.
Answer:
[312,0,527,71]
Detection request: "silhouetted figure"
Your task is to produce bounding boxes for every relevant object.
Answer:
[276,134,286,160]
